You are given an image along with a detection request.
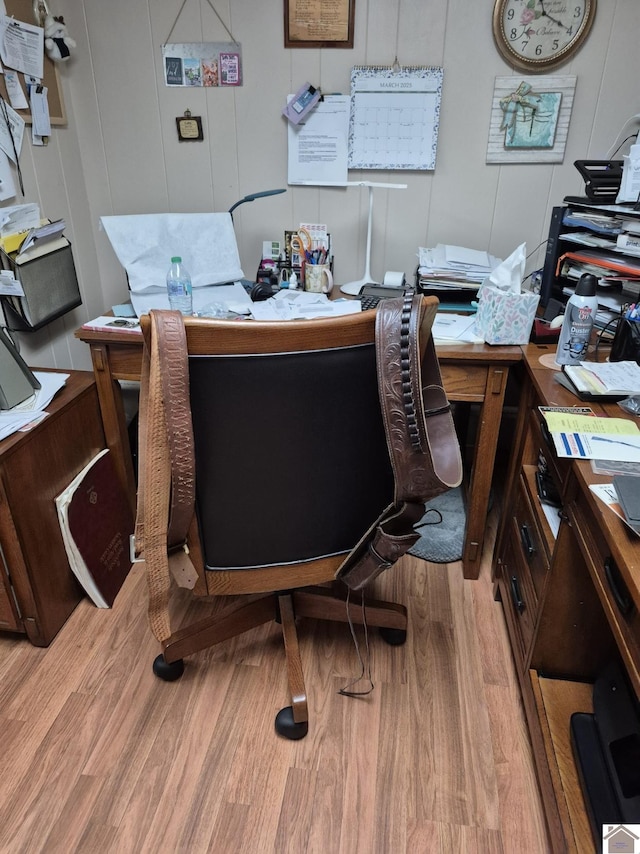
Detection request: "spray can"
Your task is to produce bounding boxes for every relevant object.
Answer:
[555,273,599,366]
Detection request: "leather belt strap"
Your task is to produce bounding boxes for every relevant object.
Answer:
[154,311,196,547]
[134,310,197,642]
[336,293,463,590]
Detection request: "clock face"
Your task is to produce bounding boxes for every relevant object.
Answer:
[493,0,596,72]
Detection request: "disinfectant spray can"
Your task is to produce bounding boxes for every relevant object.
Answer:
[555,273,599,366]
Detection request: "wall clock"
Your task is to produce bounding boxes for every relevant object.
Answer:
[492,0,596,72]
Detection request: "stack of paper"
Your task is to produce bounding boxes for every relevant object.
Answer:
[417,244,501,291]
[561,361,640,397]
[0,371,68,440]
[18,219,65,254]
[540,409,640,461]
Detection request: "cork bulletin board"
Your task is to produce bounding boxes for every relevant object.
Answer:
[0,0,66,125]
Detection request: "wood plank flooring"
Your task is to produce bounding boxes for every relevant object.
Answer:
[0,509,549,853]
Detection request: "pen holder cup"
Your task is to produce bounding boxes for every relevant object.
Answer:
[610,317,640,364]
[304,264,333,294]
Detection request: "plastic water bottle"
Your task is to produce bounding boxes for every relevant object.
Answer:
[555,273,599,365]
[166,256,193,315]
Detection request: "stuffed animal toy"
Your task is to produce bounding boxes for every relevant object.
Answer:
[44,14,76,62]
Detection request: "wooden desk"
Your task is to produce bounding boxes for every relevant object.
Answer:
[494,344,640,851]
[75,325,521,580]
[0,371,106,645]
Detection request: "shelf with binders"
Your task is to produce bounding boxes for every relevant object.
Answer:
[541,200,640,332]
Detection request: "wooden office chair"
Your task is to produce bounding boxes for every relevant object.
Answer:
[137,309,411,740]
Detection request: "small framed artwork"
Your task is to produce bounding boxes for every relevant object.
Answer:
[176,112,204,142]
[487,76,576,164]
[284,0,355,48]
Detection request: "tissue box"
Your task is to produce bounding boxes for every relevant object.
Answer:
[475,287,540,345]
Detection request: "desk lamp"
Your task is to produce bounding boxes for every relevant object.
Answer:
[339,181,407,296]
[228,188,287,220]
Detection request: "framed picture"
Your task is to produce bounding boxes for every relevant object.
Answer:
[487,76,576,164]
[284,0,355,48]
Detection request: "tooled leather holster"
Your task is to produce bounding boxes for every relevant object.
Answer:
[336,293,463,590]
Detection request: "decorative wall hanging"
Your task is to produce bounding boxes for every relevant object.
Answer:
[162,43,242,87]
[162,0,242,86]
[486,75,576,164]
[284,0,354,48]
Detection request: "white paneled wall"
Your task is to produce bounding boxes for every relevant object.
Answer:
[7,0,640,370]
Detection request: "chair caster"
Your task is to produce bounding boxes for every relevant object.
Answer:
[275,706,308,740]
[153,653,185,681]
[379,626,407,646]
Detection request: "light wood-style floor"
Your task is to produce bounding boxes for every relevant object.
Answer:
[0,509,549,853]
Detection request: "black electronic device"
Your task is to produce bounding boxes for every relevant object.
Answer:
[535,470,561,508]
[540,206,565,308]
[357,284,407,310]
[0,325,40,409]
[574,160,624,203]
[571,659,640,847]
[249,281,276,302]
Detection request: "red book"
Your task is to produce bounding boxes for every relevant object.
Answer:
[55,449,134,607]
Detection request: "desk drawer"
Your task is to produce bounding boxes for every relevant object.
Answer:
[441,363,488,402]
[498,525,538,662]
[516,470,552,600]
[569,487,640,693]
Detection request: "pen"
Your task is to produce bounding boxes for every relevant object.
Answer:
[590,435,640,449]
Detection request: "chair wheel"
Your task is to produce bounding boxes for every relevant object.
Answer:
[379,627,407,646]
[153,653,185,681]
[275,706,308,740]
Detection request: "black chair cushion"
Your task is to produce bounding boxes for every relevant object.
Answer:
[188,342,394,570]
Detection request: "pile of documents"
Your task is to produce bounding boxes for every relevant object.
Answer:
[557,360,640,398]
[417,244,501,292]
[540,408,640,462]
[0,371,68,441]
[558,208,640,322]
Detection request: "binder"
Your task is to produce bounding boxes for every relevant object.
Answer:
[0,237,81,331]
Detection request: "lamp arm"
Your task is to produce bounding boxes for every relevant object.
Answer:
[228,188,286,217]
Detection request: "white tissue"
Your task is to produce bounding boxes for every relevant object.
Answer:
[479,242,526,294]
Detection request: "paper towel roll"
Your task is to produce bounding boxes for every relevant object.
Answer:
[383,271,405,287]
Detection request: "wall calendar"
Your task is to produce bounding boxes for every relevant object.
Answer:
[348,65,443,171]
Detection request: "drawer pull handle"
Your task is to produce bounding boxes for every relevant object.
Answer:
[520,523,536,558]
[604,556,633,616]
[510,575,525,614]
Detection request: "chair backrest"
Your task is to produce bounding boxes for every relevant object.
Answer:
[180,312,394,572]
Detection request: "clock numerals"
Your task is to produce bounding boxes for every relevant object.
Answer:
[493,0,595,72]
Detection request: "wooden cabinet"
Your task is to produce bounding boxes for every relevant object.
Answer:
[0,371,106,646]
[494,345,640,852]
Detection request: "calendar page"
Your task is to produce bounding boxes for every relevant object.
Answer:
[348,66,443,171]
